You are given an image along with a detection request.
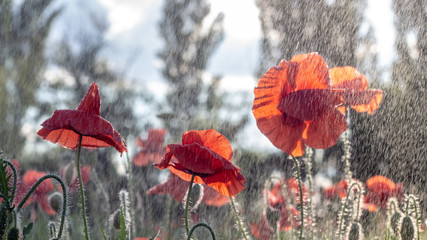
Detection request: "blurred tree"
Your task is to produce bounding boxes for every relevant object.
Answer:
[158,0,248,141]
[351,0,426,186]
[255,0,367,77]
[0,0,60,156]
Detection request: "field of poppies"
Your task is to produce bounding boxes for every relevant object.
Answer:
[0,53,424,240]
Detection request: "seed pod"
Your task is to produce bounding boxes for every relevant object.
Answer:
[7,227,20,240]
[400,216,415,240]
[347,222,363,240]
[112,210,121,230]
[48,192,63,213]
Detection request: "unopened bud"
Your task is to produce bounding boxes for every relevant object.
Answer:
[400,216,415,240]
[390,211,402,235]
[7,227,20,240]
[48,192,63,213]
[266,207,280,227]
[347,222,363,240]
[112,210,121,230]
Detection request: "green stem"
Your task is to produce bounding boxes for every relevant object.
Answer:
[291,156,304,240]
[186,222,216,240]
[16,174,67,239]
[76,135,90,240]
[230,196,248,240]
[337,182,361,239]
[185,173,196,236]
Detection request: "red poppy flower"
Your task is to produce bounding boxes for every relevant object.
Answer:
[148,172,231,207]
[154,129,245,196]
[37,82,127,155]
[323,180,348,200]
[22,170,56,215]
[330,67,383,115]
[253,53,348,156]
[250,214,274,240]
[133,129,166,167]
[364,175,404,212]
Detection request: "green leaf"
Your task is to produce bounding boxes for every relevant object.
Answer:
[22,222,33,237]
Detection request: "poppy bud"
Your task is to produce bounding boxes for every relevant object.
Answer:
[400,216,415,240]
[64,162,76,185]
[112,210,121,230]
[48,192,63,213]
[346,222,363,240]
[7,227,20,240]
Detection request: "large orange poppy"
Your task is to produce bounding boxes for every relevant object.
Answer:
[364,175,404,212]
[22,170,56,215]
[330,66,383,114]
[253,53,347,156]
[154,129,245,196]
[37,82,127,155]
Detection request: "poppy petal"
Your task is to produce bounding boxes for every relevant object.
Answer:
[38,110,127,154]
[329,66,368,91]
[289,53,330,91]
[343,90,383,114]
[200,169,246,196]
[77,82,101,115]
[201,184,230,206]
[182,129,233,161]
[278,89,344,121]
[303,108,348,149]
[147,174,189,202]
[256,115,306,157]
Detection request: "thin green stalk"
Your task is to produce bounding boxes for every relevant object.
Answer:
[187,222,216,240]
[291,156,304,240]
[185,173,196,236]
[230,196,248,240]
[16,174,67,239]
[125,151,135,239]
[337,182,361,239]
[76,135,90,240]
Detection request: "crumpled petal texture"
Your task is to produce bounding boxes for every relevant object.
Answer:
[155,129,245,196]
[37,82,127,154]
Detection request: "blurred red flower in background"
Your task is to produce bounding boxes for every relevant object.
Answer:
[323,180,348,200]
[133,129,166,167]
[253,53,347,156]
[37,82,127,155]
[364,175,404,212]
[60,162,91,192]
[250,214,274,240]
[147,173,230,207]
[22,170,56,215]
[155,129,245,196]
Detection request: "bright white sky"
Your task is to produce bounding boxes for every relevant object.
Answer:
[46,0,396,151]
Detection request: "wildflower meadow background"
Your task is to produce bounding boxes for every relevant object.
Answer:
[0,0,426,239]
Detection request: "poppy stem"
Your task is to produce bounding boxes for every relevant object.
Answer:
[184,173,196,236]
[16,174,67,239]
[186,222,216,240]
[76,135,91,240]
[230,196,248,240]
[291,156,304,240]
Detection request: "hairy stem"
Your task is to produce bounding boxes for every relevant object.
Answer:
[76,135,90,240]
[185,173,196,236]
